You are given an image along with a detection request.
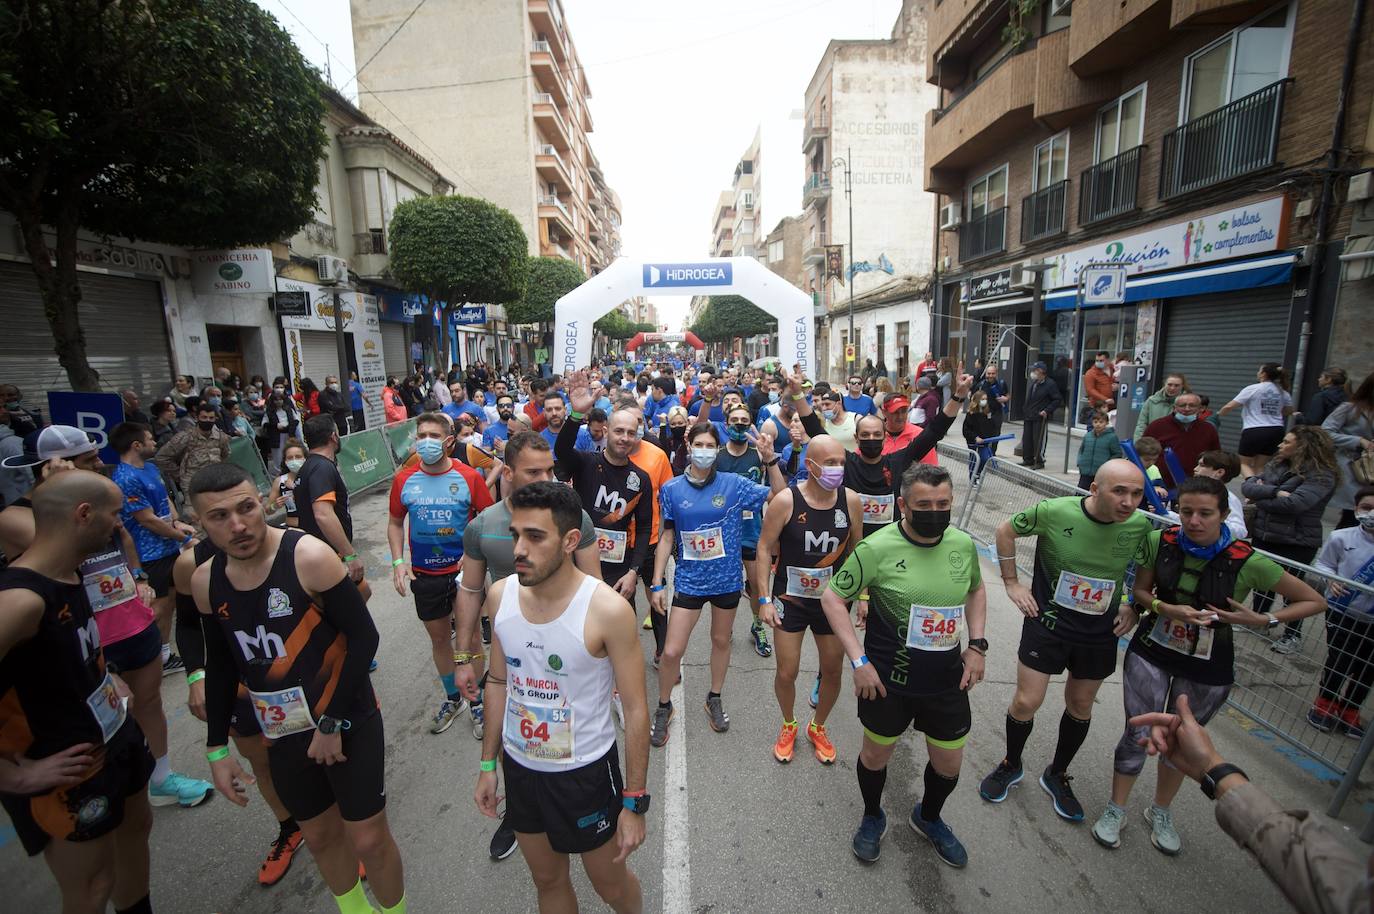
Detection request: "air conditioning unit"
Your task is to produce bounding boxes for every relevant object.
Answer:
[1009,262,1035,289]
[1050,0,1072,14]
[939,203,962,230]
[316,255,349,285]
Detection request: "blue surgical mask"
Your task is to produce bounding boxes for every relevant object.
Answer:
[415,438,447,464]
[1174,412,1197,425]
[206,396,222,408]
[726,424,750,443]
[690,447,717,470]
[768,391,779,403]
[822,409,836,421]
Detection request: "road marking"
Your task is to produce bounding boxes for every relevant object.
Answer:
[662,665,690,914]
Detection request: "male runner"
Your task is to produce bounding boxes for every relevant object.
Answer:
[457,431,602,860]
[820,463,987,867]
[174,538,303,885]
[978,458,1152,822]
[387,411,493,736]
[189,463,406,914]
[555,381,654,602]
[718,403,775,659]
[295,415,369,600]
[624,406,674,654]
[753,434,862,764]
[110,422,197,676]
[0,471,155,914]
[475,481,649,913]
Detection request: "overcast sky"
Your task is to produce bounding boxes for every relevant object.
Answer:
[251,0,902,329]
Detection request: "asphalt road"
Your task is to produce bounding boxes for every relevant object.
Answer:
[2,487,1369,913]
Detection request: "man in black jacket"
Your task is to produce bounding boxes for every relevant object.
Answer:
[1022,361,1062,470]
[318,375,353,435]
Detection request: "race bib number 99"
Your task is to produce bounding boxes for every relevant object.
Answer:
[1054,571,1115,615]
[906,604,964,651]
[682,527,725,561]
[860,494,894,525]
[785,566,832,599]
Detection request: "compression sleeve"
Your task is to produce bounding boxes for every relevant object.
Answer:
[175,590,207,672]
[553,414,586,477]
[316,577,381,721]
[202,615,240,747]
[626,468,653,571]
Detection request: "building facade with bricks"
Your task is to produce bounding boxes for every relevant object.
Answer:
[925,0,1373,446]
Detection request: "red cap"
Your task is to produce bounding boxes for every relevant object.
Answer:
[881,395,911,414]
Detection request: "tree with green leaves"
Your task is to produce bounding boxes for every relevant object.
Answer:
[388,195,528,369]
[0,0,328,390]
[508,256,587,325]
[594,310,635,340]
[691,294,775,343]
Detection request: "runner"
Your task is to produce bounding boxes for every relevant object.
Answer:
[554,378,654,603]
[457,431,603,861]
[295,415,371,601]
[623,404,675,654]
[387,411,493,737]
[819,463,987,867]
[648,422,786,747]
[174,537,304,886]
[1091,475,1322,853]
[268,439,307,528]
[188,463,407,914]
[978,458,1153,823]
[717,403,775,659]
[0,470,156,914]
[753,433,863,764]
[474,481,649,913]
[109,422,197,677]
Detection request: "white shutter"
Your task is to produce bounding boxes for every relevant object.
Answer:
[297,330,344,389]
[381,323,409,379]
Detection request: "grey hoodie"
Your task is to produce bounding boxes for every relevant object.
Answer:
[0,424,33,507]
[1134,387,1177,438]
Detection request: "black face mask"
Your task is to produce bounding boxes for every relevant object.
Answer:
[907,509,951,538]
[197,420,216,432]
[857,438,884,459]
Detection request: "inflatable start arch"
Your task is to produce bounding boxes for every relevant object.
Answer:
[554,258,815,376]
[624,331,704,356]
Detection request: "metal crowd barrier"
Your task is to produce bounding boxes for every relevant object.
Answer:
[941,443,1374,824]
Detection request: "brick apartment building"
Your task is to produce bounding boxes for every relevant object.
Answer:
[925,0,1373,443]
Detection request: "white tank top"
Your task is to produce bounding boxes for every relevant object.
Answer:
[496,573,616,771]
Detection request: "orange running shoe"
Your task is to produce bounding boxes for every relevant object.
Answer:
[773,720,799,763]
[807,719,837,765]
[258,826,303,886]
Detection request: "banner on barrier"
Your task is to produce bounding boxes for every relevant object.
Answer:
[384,419,417,469]
[337,429,394,493]
[227,435,271,496]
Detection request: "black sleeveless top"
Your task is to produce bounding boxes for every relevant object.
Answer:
[0,566,133,756]
[773,484,853,609]
[207,530,374,721]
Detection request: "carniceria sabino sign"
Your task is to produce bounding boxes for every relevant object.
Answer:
[191,248,274,294]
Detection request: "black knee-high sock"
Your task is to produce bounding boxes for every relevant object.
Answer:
[650,603,667,656]
[1005,714,1034,768]
[1050,712,1092,774]
[920,763,959,822]
[857,759,888,818]
[116,896,152,914]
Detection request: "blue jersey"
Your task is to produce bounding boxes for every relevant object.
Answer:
[349,379,365,410]
[843,394,876,416]
[482,421,511,448]
[443,400,486,426]
[715,444,764,548]
[388,461,494,574]
[660,470,770,596]
[112,461,180,562]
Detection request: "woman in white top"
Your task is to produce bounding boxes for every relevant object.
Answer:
[1218,362,1293,477]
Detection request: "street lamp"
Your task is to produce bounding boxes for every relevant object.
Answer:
[830,148,855,362]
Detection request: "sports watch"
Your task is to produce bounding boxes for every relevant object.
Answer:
[967,638,989,653]
[317,715,351,735]
[1200,763,1246,799]
[622,791,651,815]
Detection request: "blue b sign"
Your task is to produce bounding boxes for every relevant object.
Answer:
[642,262,732,289]
[46,391,124,464]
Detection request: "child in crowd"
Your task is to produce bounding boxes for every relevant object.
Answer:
[1134,436,1170,508]
[1075,410,1122,491]
[1309,486,1374,737]
[962,389,1002,481]
[268,438,306,528]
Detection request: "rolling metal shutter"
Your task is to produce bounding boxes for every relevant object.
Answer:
[0,261,173,398]
[297,330,345,389]
[381,322,409,379]
[1159,288,1292,451]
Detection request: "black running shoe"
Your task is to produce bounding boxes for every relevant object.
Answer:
[1039,766,1084,821]
[489,818,518,861]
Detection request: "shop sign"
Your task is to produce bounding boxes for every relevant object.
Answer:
[191,248,273,294]
[453,305,487,325]
[968,269,1013,301]
[1044,196,1287,290]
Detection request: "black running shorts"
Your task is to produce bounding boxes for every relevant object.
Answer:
[857,687,971,748]
[503,744,623,855]
[142,553,178,599]
[412,571,457,623]
[777,598,834,636]
[1018,617,1119,681]
[266,710,386,823]
[672,591,742,611]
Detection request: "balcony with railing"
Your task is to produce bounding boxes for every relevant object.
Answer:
[1159,80,1288,201]
[803,233,830,265]
[802,173,832,208]
[1079,145,1143,225]
[534,143,571,191]
[530,43,568,107]
[532,93,570,150]
[958,207,1006,263]
[538,194,575,234]
[1021,180,1068,243]
[802,114,830,152]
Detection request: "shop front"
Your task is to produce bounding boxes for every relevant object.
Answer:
[276,277,386,429]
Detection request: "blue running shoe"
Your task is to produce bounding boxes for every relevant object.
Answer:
[851,809,887,863]
[149,771,213,808]
[909,803,968,868]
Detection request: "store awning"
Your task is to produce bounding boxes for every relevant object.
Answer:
[1043,253,1296,312]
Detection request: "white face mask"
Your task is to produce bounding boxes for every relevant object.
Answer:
[1357,511,1374,532]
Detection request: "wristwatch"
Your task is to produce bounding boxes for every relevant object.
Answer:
[317,715,351,735]
[967,638,989,653]
[622,791,652,815]
[1200,762,1246,799]
[1265,613,1281,629]
[132,568,149,582]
